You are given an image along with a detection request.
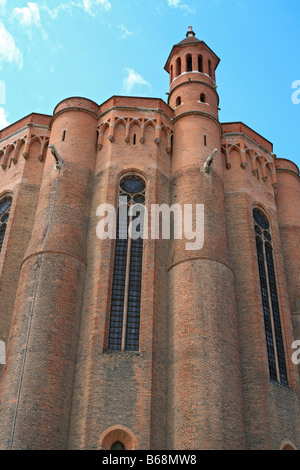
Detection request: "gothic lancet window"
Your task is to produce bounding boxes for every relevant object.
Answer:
[108,175,146,352]
[253,207,288,385]
[0,196,12,252]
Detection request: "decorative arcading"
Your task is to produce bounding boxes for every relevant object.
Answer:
[97,116,172,154]
[0,125,49,170]
[221,141,277,190]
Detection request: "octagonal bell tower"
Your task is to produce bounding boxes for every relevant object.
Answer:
[165,26,219,124]
[165,28,245,449]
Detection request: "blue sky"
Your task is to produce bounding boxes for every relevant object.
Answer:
[0,0,299,167]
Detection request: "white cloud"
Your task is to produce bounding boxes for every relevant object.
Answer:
[0,80,5,104]
[41,3,76,20]
[0,0,6,8]
[82,0,112,15]
[0,22,23,69]
[166,0,194,13]
[39,1,112,20]
[167,0,181,6]
[123,68,151,95]
[11,3,49,40]
[10,1,112,24]
[118,24,134,40]
[11,2,41,27]
[0,108,10,129]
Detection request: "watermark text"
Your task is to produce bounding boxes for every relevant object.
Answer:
[96,200,205,251]
[292,340,300,365]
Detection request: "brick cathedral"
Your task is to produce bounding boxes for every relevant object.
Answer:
[0,27,299,450]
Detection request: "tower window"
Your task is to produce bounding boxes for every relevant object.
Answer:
[176,57,181,77]
[0,196,12,252]
[175,96,181,107]
[186,54,192,72]
[208,60,212,77]
[108,175,146,352]
[253,208,288,385]
[133,134,136,145]
[204,135,207,146]
[170,64,173,83]
[200,93,206,103]
[198,55,203,73]
[62,130,66,141]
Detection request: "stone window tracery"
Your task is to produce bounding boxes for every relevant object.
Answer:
[108,175,146,351]
[253,207,288,385]
[0,196,12,252]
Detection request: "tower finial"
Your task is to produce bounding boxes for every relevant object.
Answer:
[186,26,195,38]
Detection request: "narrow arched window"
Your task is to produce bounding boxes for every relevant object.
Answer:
[170,64,173,83]
[0,196,12,252]
[200,93,206,103]
[108,175,146,351]
[198,55,203,72]
[186,54,192,72]
[175,96,181,107]
[208,60,212,77]
[176,57,181,77]
[253,208,288,385]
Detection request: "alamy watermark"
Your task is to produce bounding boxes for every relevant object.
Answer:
[96,199,205,251]
[291,80,300,104]
[292,340,300,365]
[0,340,5,365]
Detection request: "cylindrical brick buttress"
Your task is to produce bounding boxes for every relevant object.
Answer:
[0,98,98,449]
[166,49,245,447]
[275,158,300,348]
